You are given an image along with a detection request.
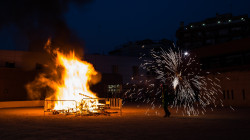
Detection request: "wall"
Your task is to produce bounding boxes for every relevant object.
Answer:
[0,100,44,108]
[213,71,250,107]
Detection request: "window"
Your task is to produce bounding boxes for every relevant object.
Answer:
[36,63,43,70]
[231,27,241,31]
[5,62,15,68]
[232,36,242,40]
[227,90,230,99]
[194,41,202,47]
[197,32,202,36]
[3,88,8,94]
[112,65,118,73]
[184,42,191,47]
[205,39,215,45]
[231,90,234,100]
[107,85,122,93]
[218,37,228,43]
[132,66,139,76]
[245,53,250,64]
[219,29,229,35]
[206,32,212,36]
[224,55,243,66]
[184,33,191,37]
[242,89,246,100]
[223,90,226,99]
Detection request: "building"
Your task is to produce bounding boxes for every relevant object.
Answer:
[175,13,250,107]
[109,39,174,57]
[176,13,250,50]
[195,37,250,71]
[192,37,250,107]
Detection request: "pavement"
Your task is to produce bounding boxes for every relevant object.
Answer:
[0,104,249,140]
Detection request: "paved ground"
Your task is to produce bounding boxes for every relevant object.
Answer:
[0,104,250,140]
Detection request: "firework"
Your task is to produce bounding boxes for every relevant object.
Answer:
[140,47,223,115]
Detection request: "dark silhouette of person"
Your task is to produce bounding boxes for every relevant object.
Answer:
[162,84,172,117]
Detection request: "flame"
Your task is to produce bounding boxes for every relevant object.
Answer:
[26,39,102,113]
[52,51,99,112]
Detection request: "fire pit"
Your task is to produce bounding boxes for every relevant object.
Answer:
[44,98,122,116]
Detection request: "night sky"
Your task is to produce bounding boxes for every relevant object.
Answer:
[1,0,250,54]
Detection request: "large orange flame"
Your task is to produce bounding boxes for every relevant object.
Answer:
[52,51,99,111]
[26,39,101,113]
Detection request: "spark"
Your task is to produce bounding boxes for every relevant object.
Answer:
[184,51,189,56]
[140,47,224,115]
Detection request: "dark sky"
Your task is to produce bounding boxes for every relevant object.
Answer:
[1,0,250,54]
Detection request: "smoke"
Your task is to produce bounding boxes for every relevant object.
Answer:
[0,0,93,53]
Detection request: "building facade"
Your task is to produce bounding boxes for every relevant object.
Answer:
[192,37,250,107]
[109,39,174,57]
[175,13,250,107]
[176,13,250,50]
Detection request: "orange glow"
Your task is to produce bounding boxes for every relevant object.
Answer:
[52,51,99,112]
[26,39,102,113]
[32,38,102,113]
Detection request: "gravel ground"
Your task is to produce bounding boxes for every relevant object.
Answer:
[0,104,249,140]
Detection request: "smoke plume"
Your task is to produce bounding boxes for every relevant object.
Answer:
[0,0,93,53]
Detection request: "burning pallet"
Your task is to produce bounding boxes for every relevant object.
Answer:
[44,98,122,116]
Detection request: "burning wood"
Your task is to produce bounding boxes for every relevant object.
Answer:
[44,98,123,116]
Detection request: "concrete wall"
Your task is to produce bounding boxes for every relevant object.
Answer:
[213,71,250,107]
[0,68,38,101]
[0,100,44,108]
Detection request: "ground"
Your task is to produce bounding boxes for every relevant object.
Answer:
[0,104,250,140]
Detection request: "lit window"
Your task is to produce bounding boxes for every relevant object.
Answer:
[107,85,122,93]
